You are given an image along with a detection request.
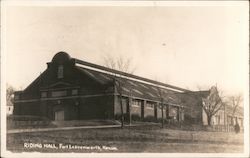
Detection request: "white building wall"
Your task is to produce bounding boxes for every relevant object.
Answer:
[202,109,226,125]
[202,108,208,125]
[7,106,13,115]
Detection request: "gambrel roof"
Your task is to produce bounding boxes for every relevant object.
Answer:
[16,51,191,106]
[75,64,183,105]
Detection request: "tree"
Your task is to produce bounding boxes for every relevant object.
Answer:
[156,82,184,128]
[103,54,135,128]
[6,84,15,107]
[201,86,223,126]
[227,94,243,126]
[229,94,243,117]
[156,85,165,128]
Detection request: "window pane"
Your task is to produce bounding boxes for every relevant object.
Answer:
[146,102,155,109]
[51,91,67,97]
[132,100,141,108]
[58,65,64,78]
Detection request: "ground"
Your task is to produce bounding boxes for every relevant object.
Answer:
[7,125,244,153]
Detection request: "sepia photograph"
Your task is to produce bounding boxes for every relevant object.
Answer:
[1,1,249,157]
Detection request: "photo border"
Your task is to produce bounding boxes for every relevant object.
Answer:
[1,1,249,157]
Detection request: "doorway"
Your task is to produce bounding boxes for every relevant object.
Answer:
[55,110,64,121]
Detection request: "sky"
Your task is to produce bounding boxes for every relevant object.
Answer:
[3,2,249,96]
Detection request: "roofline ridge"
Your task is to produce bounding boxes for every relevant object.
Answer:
[73,58,191,93]
[76,65,182,93]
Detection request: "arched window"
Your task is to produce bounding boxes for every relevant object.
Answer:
[57,65,64,78]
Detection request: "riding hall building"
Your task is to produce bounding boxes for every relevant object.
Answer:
[13,52,207,124]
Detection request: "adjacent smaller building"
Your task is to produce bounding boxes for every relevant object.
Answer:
[202,103,244,129]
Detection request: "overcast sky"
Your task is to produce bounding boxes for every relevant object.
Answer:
[3,2,248,96]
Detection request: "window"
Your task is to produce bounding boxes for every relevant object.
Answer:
[132,99,141,108]
[51,90,67,97]
[41,92,47,98]
[158,104,162,109]
[169,107,177,117]
[72,89,78,95]
[146,102,155,109]
[57,65,64,79]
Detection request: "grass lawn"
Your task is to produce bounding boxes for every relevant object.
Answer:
[7,125,244,153]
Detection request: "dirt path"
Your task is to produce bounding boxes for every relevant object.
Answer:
[7,124,122,134]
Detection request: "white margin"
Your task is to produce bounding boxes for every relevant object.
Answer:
[1,1,249,158]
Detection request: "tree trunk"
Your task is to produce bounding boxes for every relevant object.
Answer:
[207,115,212,126]
[119,94,124,128]
[129,97,132,125]
[166,104,170,125]
[161,104,164,128]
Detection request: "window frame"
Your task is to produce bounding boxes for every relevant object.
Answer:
[41,91,47,98]
[51,90,67,97]
[72,89,78,95]
[132,99,141,108]
[57,65,64,79]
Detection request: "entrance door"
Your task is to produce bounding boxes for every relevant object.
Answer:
[55,110,64,121]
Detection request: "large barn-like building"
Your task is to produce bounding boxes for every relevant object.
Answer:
[13,52,206,124]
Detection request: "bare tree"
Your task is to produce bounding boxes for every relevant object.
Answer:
[102,54,135,128]
[156,82,183,128]
[6,84,15,107]
[201,86,223,126]
[156,85,165,128]
[103,54,136,73]
[229,94,243,118]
